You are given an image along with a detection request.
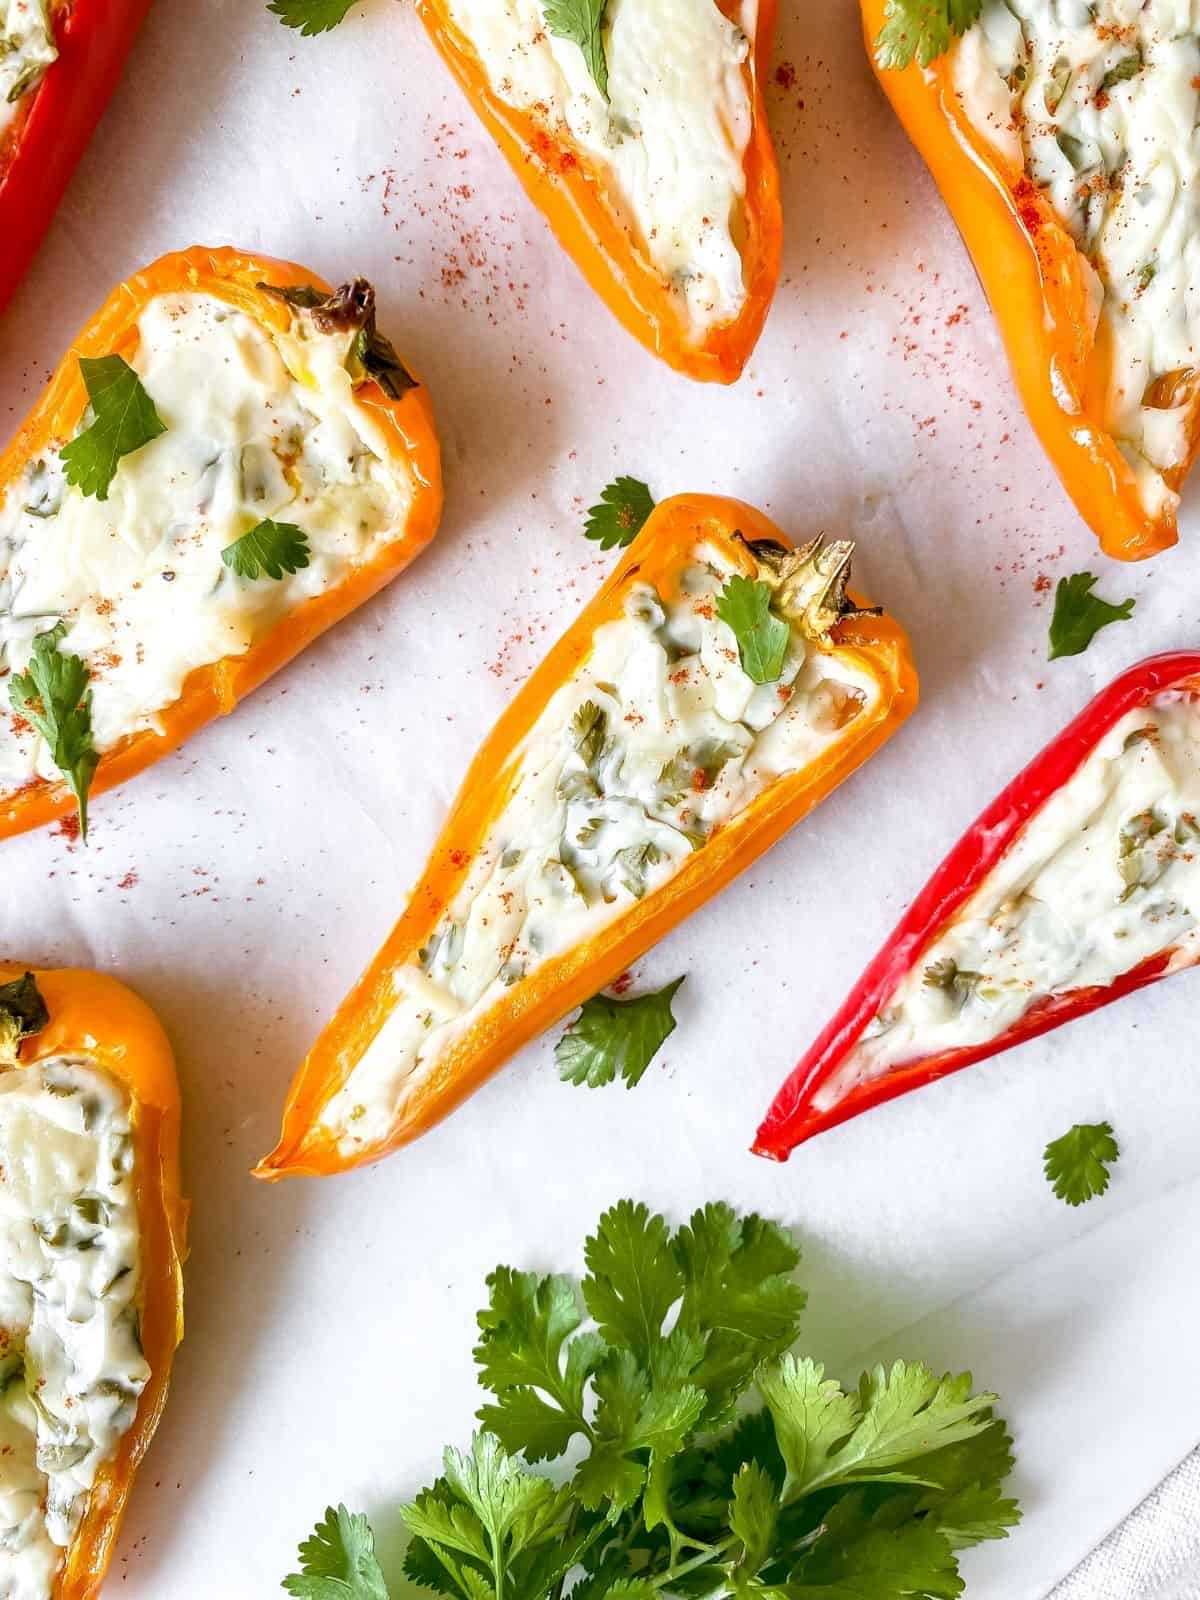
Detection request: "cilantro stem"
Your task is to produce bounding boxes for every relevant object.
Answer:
[654,1532,737,1588]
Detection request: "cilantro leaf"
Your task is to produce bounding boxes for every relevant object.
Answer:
[0,973,48,1064]
[759,1357,1001,1499]
[556,977,683,1090]
[267,0,359,35]
[1047,572,1135,660]
[282,1504,389,1598]
[542,0,609,96]
[582,1201,683,1367]
[222,520,312,582]
[791,1494,963,1598]
[715,576,790,685]
[9,624,98,841]
[584,478,655,551]
[59,355,166,502]
[1043,1121,1119,1205]
[875,0,983,70]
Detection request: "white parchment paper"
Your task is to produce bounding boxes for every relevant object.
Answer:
[0,0,1197,1593]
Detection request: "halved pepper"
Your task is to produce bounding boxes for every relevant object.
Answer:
[754,652,1200,1158]
[0,245,442,840]
[861,1,1181,561]
[256,493,917,1178]
[0,964,185,1598]
[0,0,153,314]
[415,0,781,382]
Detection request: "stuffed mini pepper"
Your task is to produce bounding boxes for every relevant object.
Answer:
[866,0,1200,559]
[257,494,917,1177]
[416,0,781,381]
[0,965,185,1598]
[756,653,1200,1156]
[0,0,153,312]
[0,245,442,840]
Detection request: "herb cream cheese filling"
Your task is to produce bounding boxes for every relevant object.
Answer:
[953,0,1200,518]
[0,0,55,142]
[0,1058,146,1600]
[443,0,754,333]
[320,541,879,1150]
[819,691,1200,1109]
[0,290,415,794]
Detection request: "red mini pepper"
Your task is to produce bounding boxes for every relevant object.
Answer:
[753,653,1200,1159]
[0,0,152,313]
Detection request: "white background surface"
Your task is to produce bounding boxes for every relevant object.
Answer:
[0,0,1198,1594]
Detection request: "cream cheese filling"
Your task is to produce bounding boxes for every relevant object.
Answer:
[320,541,879,1150]
[953,0,1200,518]
[441,0,754,334]
[0,1058,147,1600]
[0,0,56,143]
[0,291,416,795]
[819,691,1200,1110]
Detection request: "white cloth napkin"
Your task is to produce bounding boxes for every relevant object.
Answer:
[1049,1449,1200,1598]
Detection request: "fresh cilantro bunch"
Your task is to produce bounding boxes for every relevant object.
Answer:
[284,1202,1019,1599]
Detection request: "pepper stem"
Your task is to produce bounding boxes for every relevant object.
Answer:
[737,532,882,643]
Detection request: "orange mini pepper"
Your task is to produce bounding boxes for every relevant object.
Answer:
[0,964,186,1599]
[0,245,443,841]
[861,2,1178,561]
[256,493,918,1178]
[415,0,782,383]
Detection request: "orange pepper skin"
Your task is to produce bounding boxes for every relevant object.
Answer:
[0,245,444,840]
[860,2,1176,562]
[414,0,782,383]
[0,965,186,1600]
[255,494,918,1179]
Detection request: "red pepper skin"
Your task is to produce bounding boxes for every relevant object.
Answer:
[0,0,152,313]
[753,652,1200,1160]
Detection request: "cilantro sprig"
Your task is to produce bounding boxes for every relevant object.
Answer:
[60,356,166,502]
[583,477,655,551]
[875,0,983,71]
[283,1504,388,1598]
[222,520,312,582]
[716,575,790,684]
[9,624,99,841]
[555,977,684,1088]
[267,0,360,34]
[1047,572,1135,660]
[284,1201,1019,1599]
[1043,1121,1119,1206]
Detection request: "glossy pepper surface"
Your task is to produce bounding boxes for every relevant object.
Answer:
[754,652,1200,1159]
[0,0,153,314]
[0,964,186,1598]
[0,244,443,841]
[415,0,782,383]
[861,0,1180,562]
[256,493,918,1178]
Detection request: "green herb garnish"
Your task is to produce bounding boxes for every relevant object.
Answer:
[282,1503,388,1597]
[284,1200,1019,1599]
[541,0,609,96]
[1047,572,1135,660]
[1100,53,1141,92]
[1043,1121,1119,1206]
[222,520,312,582]
[584,477,655,550]
[9,625,98,841]
[874,0,983,71]
[716,575,790,684]
[267,0,360,35]
[556,977,683,1088]
[0,973,48,1064]
[60,356,166,502]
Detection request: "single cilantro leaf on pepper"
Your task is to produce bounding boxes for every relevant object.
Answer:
[875,0,983,71]
[222,520,312,582]
[60,355,166,502]
[541,0,609,97]
[9,624,99,841]
[716,575,790,684]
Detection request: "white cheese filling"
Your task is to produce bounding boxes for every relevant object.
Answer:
[0,291,415,795]
[321,542,880,1149]
[819,691,1200,1110]
[0,0,56,143]
[0,1058,147,1600]
[953,0,1200,518]
[442,0,754,334]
